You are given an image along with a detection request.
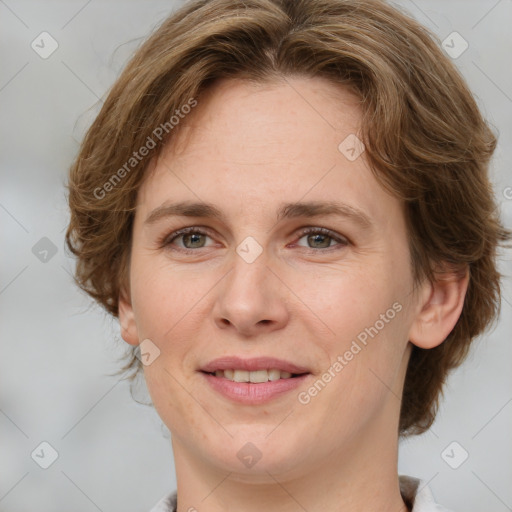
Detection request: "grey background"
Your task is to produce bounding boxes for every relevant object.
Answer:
[0,1,511,511]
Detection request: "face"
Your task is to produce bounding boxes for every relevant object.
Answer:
[119,76,423,479]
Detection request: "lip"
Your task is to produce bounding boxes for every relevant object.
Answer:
[200,356,310,374]
[201,372,310,404]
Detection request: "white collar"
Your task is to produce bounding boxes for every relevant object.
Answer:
[399,475,454,511]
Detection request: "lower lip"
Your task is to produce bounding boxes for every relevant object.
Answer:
[201,372,310,404]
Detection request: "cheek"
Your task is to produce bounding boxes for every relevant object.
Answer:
[143,361,208,446]
[298,311,408,447]
[297,260,399,338]
[130,253,205,339]
[299,263,409,396]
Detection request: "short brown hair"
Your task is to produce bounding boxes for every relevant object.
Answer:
[65,0,511,436]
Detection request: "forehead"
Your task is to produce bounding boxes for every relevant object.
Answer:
[136,76,399,231]
[166,76,363,159]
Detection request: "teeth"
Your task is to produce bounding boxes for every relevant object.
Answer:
[233,370,249,382]
[249,370,267,383]
[212,369,296,382]
[268,369,281,381]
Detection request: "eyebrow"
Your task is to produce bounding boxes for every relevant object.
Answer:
[144,200,374,230]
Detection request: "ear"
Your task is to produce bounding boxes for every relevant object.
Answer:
[408,264,469,349]
[118,287,140,346]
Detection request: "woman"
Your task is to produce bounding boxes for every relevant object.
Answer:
[65,0,511,510]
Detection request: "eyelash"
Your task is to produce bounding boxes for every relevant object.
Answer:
[159,226,349,254]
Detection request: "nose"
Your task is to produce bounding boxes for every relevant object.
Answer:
[212,254,290,337]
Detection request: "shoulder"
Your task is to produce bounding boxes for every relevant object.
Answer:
[399,475,455,512]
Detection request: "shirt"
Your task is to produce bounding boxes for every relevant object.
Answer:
[148,475,454,511]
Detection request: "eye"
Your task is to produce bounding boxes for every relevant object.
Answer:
[161,227,214,251]
[294,227,348,250]
[160,226,349,253]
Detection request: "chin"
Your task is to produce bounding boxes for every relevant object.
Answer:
[199,431,306,477]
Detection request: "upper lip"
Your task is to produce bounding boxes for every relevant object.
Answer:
[200,356,310,374]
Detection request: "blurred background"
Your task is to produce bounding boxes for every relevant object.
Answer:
[0,1,511,511]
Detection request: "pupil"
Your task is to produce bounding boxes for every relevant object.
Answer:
[185,233,203,248]
[309,234,329,248]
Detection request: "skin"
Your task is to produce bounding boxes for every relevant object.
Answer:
[119,76,469,512]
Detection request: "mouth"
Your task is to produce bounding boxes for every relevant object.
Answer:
[201,369,308,383]
[199,357,312,404]
[199,356,311,381]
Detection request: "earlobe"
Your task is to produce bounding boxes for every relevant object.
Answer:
[118,288,140,346]
[408,265,469,350]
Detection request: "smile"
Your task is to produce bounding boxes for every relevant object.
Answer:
[200,370,310,404]
[204,368,302,382]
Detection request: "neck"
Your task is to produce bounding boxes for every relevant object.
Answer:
[170,404,409,512]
